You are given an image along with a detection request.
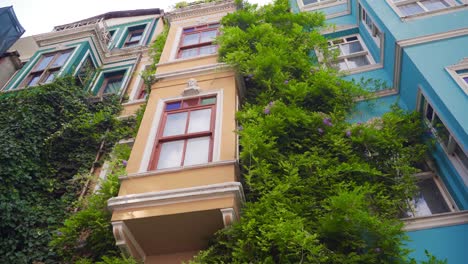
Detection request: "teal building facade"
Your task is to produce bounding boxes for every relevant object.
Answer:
[291,0,468,262]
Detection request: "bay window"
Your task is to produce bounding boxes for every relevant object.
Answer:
[177,23,219,59]
[124,25,146,48]
[328,35,374,71]
[23,49,73,87]
[149,96,217,170]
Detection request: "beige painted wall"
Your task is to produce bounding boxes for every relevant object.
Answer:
[126,70,238,175]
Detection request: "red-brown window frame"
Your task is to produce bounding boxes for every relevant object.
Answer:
[99,73,124,96]
[123,27,145,48]
[22,49,73,87]
[177,23,220,59]
[148,96,217,171]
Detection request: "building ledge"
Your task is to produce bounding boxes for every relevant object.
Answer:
[108,181,245,212]
[403,210,468,231]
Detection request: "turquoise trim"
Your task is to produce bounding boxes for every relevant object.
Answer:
[108,18,155,49]
[89,64,134,95]
[145,18,159,46]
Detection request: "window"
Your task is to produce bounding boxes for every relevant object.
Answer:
[403,172,453,218]
[76,56,96,87]
[390,0,456,16]
[98,71,125,96]
[456,69,468,84]
[328,35,374,71]
[23,49,73,87]
[298,0,344,10]
[418,92,468,174]
[360,6,382,48]
[149,96,217,170]
[123,25,146,48]
[177,23,219,59]
[136,83,148,100]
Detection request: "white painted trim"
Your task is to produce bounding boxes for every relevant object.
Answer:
[446,59,468,96]
[325,10,351,19]
[403,210,468,231]
[108,181,245,211]
[112,221,146,260]
[297,0,348,12]
[130,160,237,180]
[137,89,224,173]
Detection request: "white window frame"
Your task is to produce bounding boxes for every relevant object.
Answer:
[297,0,347,12]
[386,0,462,19]
[403,171,457,219]
[360,5,383,48]
[417,89,468,185]
[446,58,468,95]
[327,34,376,73]
[139,89,223,173]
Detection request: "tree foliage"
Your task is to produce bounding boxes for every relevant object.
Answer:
[191,0,438,263]
[0,77,129,263]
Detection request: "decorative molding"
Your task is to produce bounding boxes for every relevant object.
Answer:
[403,211,468,231]
[220,208,237,226]
[445,58,468,96]
[107,182,245,212]
[166,0,236,22]
[182,78,201,96]
[155,62,229,81]
[112,221,146,260]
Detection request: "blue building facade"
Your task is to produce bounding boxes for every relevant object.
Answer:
[291,0,468,262]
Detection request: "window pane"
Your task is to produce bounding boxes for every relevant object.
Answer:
[347,56,370,69]
[345,36,358,42]
[180,48,199,58]
[340,41,363,55]
[454,144,468,170]
[433,114,450,147]
[421,0,450,11]
[303,0,318,4]
[188,109,212,133]
[129,32,143,42]
[103,78,123,94]
[418,94,426,113]
[200,30,217,43]
[163,112,188,136]
[35,55,54,71]
[201,97,216,105]
[166,102,181,111]
[337,60,348,71]
[44,70,59,84]
[399,3,424,16]
[51,51,72,68]
[463,77,468,84]
[425,103,434,121]
[183,98,198,108]
[182,33,200,46]
[27,74,41,86]
[157,140,184,169]
[199,45,217,55]
[410,178,450,217]
[184,137,210,166]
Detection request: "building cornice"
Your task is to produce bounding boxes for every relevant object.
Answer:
[107,181,245,212]
[155,62,230,80]
[166,0,236,23]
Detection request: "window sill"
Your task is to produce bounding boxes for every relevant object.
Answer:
[399,4,468,22]
[403,210,468,231]
[341,63,382,75]
[300,0,346,12]
[120,159,238,180]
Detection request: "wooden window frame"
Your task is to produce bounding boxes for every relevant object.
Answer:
[123,26,145,48]
[22,49,73,87]
[99,73,124,96]
[148,96,217,170]
[177,23,220,59]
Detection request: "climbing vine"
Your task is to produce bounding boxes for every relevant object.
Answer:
[190,0,443,263]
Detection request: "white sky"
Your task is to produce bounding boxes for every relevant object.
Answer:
[0,0,272,37]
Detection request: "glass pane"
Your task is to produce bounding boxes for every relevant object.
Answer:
[303,0,318,4]
[35,55,54,71]
[188,109,211,133]
[345,36,358,42]
[27,74,41,86]
[463,77,468,84]
[184,137,210,166]
[421,0,450,11]
[182,33,199,46]
[347,56,370,69]
[337,60,348,71]
[166,102,181,111]
[183,98,198,108]
[163,112,188,136]
[331,39,344,45]
[454,144,468,170]
[425,103,434,122]
[340,41,363,55]
[129,32,143,42]
[179,48,199,58]
[399,3,424,16]
[51,51,72,68]
[103,78,123,94]
[199,45,217,55]
[201,97,216,105]
[183,27,195,33]
[418,94,426,113]
[433,114,450,147]
[44,70,59,84]
[157,140,184,169]
[200,30,217,43]
[410,178,450,217]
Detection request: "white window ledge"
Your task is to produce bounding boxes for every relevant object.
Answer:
[403,210,468,231]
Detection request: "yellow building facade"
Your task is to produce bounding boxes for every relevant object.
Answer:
[108,1,245,263]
